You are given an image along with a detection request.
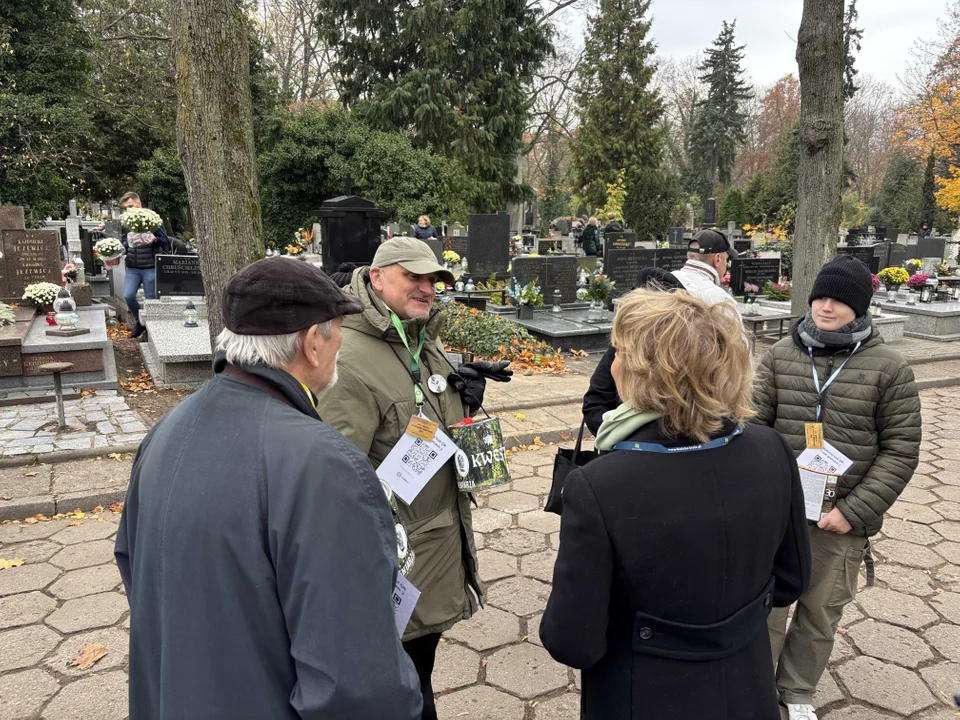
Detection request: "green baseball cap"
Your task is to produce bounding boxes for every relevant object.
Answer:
[372,236,455,284]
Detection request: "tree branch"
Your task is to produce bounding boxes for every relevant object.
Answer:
[100,34,170,42]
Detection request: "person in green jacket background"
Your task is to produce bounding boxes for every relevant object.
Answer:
[316,238,513,720]
[581,216,600,256]
[752,255,921,720]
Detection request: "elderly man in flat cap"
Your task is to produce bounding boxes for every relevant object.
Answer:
[115,258,422,720]
[316,237,511,720]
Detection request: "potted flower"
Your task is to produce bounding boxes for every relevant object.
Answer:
[905,259,923,277]
[762,280,793,302]
[907,273,930,291]
[512,279,543,319]
[586,274,616,318]
[120,208,163,233]
[94,238,125,266]
[22,282,62,313]
[61,263,79,284]
[871,274,882,293]
[743,283,760,303]
[443,250,461,270]
[878,266,909,291]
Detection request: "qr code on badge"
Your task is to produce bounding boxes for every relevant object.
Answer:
[392,591,403,608]
[402,439,438,475]
[804,452,839,474]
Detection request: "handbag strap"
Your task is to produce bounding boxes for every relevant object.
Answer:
[571,418,587,463]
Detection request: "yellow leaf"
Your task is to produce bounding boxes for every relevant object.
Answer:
[514,413,527,421]
[0,558,24,570]
[68,643,108,670]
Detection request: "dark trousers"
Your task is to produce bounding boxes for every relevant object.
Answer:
[402,632,441,720]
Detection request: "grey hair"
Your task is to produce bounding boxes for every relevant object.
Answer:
[216,321,332,368]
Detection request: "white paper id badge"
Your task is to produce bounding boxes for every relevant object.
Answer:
[796,441,853,476]
[376,426,457,505]
[392,573,421,636]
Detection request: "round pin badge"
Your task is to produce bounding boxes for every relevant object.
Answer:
[427,374,448,394]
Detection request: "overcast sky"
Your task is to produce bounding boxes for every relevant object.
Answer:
[571,0,949,90]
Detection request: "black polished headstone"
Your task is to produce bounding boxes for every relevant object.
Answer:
[605,248,689,297]
[730,258,781,296]
[79,228,95,276]
[422,238,443,263]
[155,254,205,297]
[668,227,684,247]
[467,213,510,279]
[704,197,717,227]
[836,245,878,273]
[315,195,386,271]
[603,232,636,255]
[918,237,946,259]
[450,236,469,258]
[512,256,578,304]
[887,243,907,269]
[734,240,751,256]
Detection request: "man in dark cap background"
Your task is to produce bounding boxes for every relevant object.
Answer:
[115,257,422,720]
[673,228,740,311]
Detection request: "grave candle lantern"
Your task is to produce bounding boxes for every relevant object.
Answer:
[183,300,199,328]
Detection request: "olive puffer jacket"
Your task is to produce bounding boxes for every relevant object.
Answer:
[752,324,921,537]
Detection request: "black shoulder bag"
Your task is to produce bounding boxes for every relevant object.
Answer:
[545,418,598,515]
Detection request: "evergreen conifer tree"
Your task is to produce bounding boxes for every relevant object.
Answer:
[571,0,665,212]
[688,21,752,196]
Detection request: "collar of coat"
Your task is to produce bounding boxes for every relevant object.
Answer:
[790,319,882,356]
[680,259,721,285]
[212,352,320,419]
[343,266,445,344]
[621,416,740,447]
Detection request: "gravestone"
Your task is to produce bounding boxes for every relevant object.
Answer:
[918,236,946,260]
[604,232,636,255]
[730,258,781,296]
[734,240,752,256]
[0,206,25,231]
[65,216,81,258]
[450,236,469,259]
[315,195,386,271]
[885,227,900,241]
[449,223,466,238]
[887,242,907,269]
[836,245,878,273]
[422,238,443,263]
[704,198,717,228]
[605,248,690,297]
[555,219,569,235]
[156,255,205,297]
[512,256,578,304]
[0,229,62,299]
[466,213,510,279]
[668,227,684,247]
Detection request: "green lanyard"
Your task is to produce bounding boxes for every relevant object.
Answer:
[390,312,427,407]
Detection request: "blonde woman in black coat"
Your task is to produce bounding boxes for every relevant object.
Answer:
[540,290,811,720]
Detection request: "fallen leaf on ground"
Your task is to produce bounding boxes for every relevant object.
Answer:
[514,413,527,420]
[67,521,82,527]
[68,643,108,670]
[0,558,25,570]
[24,472,37,477]
[108,502,124,513]
[107,453,124,460]
[836,626,848,634]
[80,388,97,398]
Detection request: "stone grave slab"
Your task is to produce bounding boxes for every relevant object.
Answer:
[734,239,751,255]
[512,256,578,304]
[467,213,510,279]
[156,255,204,297]
[704,197,717,226]
[21,349,102,376]
[423,238,443,263]
[510,309,612,352]
[0,346,22,377]
[450,236,468,259]
[603,232,636,255]
[836,244,879,273]
[731,257,781,295]
[0,206,25,231]
[1,229,62,299]
[605,248,648,297]
[668,227,684,247]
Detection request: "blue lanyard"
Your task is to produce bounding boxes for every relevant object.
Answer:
[808,341,861,422]
[612,425,743,454]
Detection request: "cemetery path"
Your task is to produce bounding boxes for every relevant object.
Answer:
[0,387,959,718]
[109,327,190,428]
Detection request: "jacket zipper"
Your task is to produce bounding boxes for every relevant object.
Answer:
[820,354,836,424]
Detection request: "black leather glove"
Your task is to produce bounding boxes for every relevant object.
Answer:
[448,361,513,415]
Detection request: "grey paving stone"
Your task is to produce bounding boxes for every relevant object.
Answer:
[932,501,960,522]
[0,625,61,672]
[49,564,122,600]
[527,614,544,648]
[813,670,844,709]
[43,626,129,677]
[2,540,59,564]
[836,655,936,715]
[486,576,552,617]
[932,521,960,542]
[45,592,128,633]
[872,539,945,569]
[112,432,146,444]
[840,602,864,627]
[470,508,512,533]
[925,623,960,662]
[0,517,65,543]
[0,563,59,597]
[445,607,520,652]
[30,444,53,454]
[485,642,568,699]
[822,707,892,720]
[0,466,51,501]
[520,549,558,584]
[42,670,128,720]
[846,620,934,667]
[886,502,944,525]
[0,669,59,720]
[487,491,540,514]
[933,485,960,503]
[856,587,939,629]
[935,565,960,593]
[2,447,30,457]
[829,634,855,664]
[9,418,47,432]
[511,475,552,496]
[930,591,960,623]
[435,685,525,720]
[919,661,960,707]
[473,533,485,550]
[533,692,580,719]
[517,510,561,534]
[0,591,56,629]
[476,550,517,583]
[934,541,960,564]
[96,421,116,435]
[50,520,117,545]
[433,640,480,692]
[85,412,108,423]
[119,420,146,433]
[881,518,943,545]
[49,539,116,570]
[873,563,936,596]
[486,528,547,556]
[899,486,939,504]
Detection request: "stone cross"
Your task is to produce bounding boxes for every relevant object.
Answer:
[68,199,78,217]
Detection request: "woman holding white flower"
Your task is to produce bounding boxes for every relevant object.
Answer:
[120,192,170,339]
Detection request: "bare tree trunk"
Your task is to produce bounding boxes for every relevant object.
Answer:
[169,0,264,342]
[792,0,846,314]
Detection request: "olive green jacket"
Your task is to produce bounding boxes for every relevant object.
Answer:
[315,268,483,641]
[752,326,921,537]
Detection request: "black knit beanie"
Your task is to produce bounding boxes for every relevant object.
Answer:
[329,262,360,288]
[808,255,873,318]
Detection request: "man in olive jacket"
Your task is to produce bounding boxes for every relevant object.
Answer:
[315,237,484,720]
[753,255,921,720]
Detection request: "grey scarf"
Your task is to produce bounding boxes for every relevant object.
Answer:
[798,312,872,349]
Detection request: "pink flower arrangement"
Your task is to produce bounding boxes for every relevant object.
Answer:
[907,273,930,290]
[871,274,881,292]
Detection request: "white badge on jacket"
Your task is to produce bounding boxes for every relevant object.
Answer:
[376,418,457,505]
[427,374,447,394]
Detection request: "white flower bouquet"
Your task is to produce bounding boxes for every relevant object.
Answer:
[22,282,61,308]
[120,208,163,233]
[94,238,124,258]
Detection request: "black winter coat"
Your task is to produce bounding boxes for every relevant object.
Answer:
[413,224,437,240]
[581,225,600,256]
[582,345,618,435]
[122,225,170,269]
[540,421,811,720]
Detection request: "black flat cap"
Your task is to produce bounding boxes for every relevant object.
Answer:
[222,257,364,335]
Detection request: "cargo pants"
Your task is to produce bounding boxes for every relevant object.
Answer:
[768,524,867,705]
